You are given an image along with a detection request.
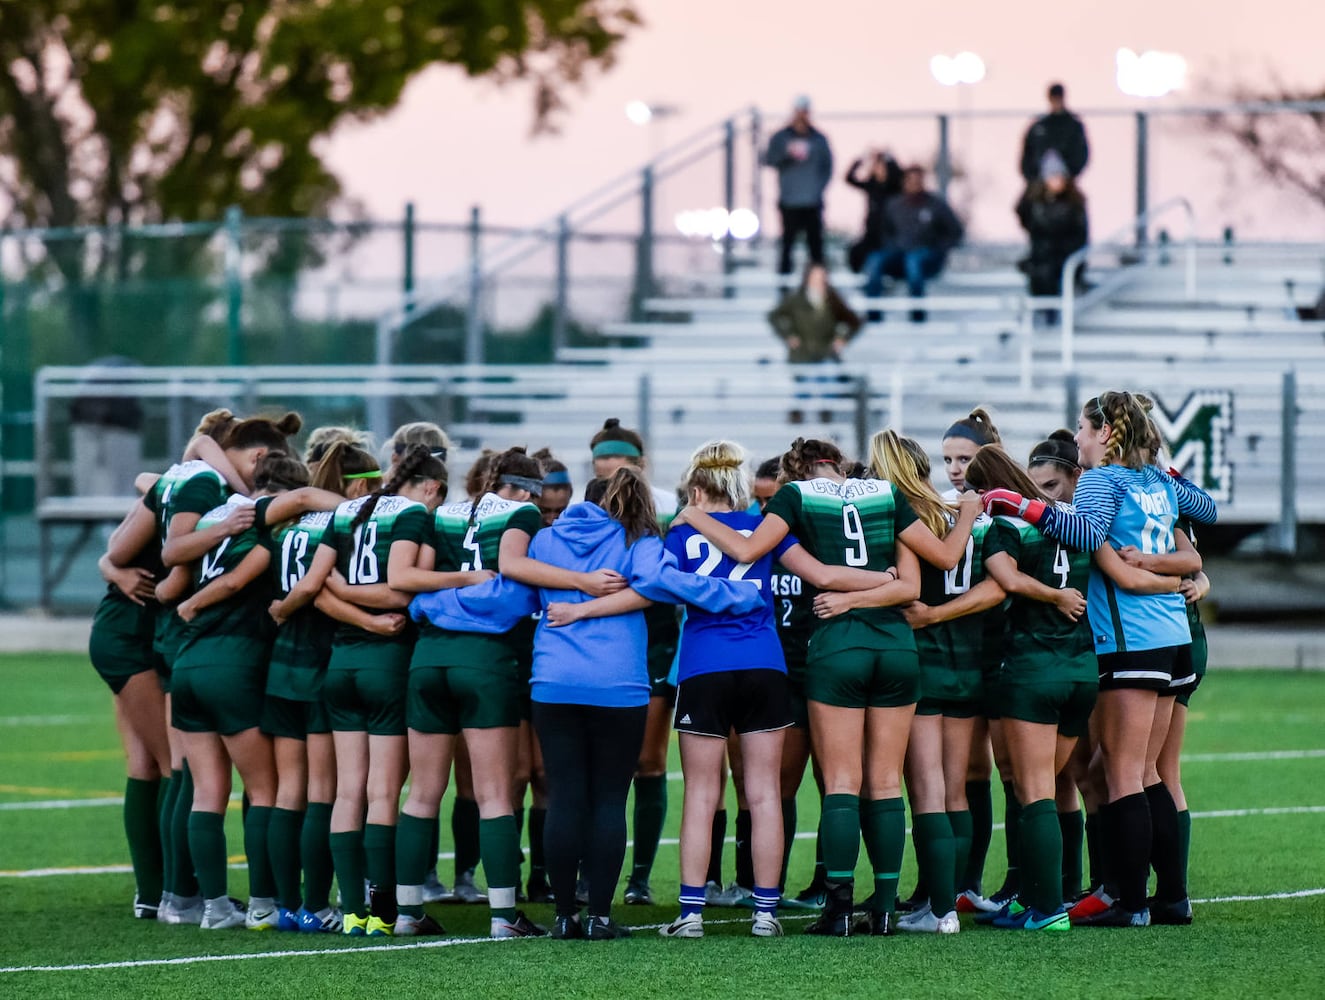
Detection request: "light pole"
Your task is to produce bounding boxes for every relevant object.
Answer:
[930,52,985,200]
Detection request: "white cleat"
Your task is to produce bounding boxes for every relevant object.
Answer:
[164,894,205,925]
[659,912,705,938]
[245,897,280,931]
[201,897,247,931]
[751,911,784,937]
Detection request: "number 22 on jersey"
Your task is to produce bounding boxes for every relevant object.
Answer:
[686,530,760,587]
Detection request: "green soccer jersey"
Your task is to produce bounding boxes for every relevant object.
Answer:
[765,477,918,638]
[915,512,994,699]
[322,494,431,645]
[263,508,335,701]
[1177,517,1207,678]
[986,510,1095,683]
[175,495,274,667]
[770,559,815,673]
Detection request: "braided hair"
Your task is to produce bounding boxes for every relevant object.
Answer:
[351,443,446,531]
[781,438,844,482]
[468,447,543,528]
[1082,391,1157,470]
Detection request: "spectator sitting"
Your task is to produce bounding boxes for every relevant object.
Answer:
[863,165,964,322]
[767,264,863,425]
[1020,81,1089,184]
[845,148,902,273]
[1015,150,1089,318]
[763,95,834,279]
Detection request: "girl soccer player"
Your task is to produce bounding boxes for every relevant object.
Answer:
[678,438,976,936]
[981,390,1216,927]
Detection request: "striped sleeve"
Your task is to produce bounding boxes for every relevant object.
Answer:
[1166,471,1218,525]
[1038,469,1122,552]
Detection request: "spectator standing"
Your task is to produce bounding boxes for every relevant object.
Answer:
[863,166,964,321]
[1020,82,1090,184]
[1015,151,1089,308]
[764,96,834,277]
[768,264,862,424]
[845,149,903,273]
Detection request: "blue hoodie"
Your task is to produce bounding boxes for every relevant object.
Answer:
[410,502,765,708]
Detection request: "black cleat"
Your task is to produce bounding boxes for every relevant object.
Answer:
[585,916,632,940]
[853,909,894,936]
[1075,902,1150,927]
[1147,896,1193,926]
[550,914,583,940]
[803,883,854,937]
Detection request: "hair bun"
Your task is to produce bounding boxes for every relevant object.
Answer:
[276,412,303,435]
[603,418,621,430]
[1049,428,1074,443]
[694,456,741,471]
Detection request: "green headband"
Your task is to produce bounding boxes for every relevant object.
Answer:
[343,470,383,480]
[592,440,643,459]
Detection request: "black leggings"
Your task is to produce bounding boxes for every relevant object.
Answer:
[532,701,648,918]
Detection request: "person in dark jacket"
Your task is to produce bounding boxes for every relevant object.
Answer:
[764,96,834,276]
[1015,151,1089,301]
[845,149,903,273]
[1020,82,1090,183]
[863,166,964,319]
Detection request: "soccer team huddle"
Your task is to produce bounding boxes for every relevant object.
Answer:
[90,390,1214,943]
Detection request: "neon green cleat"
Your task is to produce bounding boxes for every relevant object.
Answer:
[342,913,369,936]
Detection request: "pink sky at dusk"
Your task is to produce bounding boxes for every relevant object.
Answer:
[322,0,1325,242]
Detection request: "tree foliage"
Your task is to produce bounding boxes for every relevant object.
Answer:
[1203,82,1325,210]
[0,1,640,227]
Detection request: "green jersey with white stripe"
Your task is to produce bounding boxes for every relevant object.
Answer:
[428,493,542,573]
[263,508,335,701]
[915,512,994,698]
[986,509,1094,683]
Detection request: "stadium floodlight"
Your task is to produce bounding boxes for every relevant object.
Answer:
[626,100,681,126]
[931,51,986,87]
[674,207,760,241]
[727,208,760,240]
[1116,47,1186,98]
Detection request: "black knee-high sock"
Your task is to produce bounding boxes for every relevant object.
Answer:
[735,809,754,890]
[1145,782,1186,903]
[1084,811,1104,891]
[159,770,181,896]
[998,781,1021,895]
[452,797,480,878]
[707,809,727,885]
[779,797,797,891]
[962,779,993,892]
[1105,793,1151,912]
[529,807,548,879]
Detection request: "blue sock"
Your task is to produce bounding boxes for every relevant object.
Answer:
[679,884,706,918]
[752,885,780,916]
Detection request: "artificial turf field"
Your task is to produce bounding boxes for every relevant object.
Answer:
[1,653,1323,999]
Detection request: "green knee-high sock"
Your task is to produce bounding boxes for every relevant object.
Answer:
[268,807,304,911]
[330,829,367,917]
[860,797,905,915]
[480,815,521,921]
[779,797,797,891]
[947,810,973,898]
[451,798,481,879]
[631,775,667,880]
[514,806,526,871]
[301,803,334,912]
[427,808,441,876]
[999,781,1021,895]
[124,777,163,905]
[244,805,276,900]
[913,812,957,915]
[529,807,548,879]
[821,793,861,886]
[1177,809,1192,886]
[1084,811,1104,890]
[173,763,199,898]
[962,779,992,892]
[1019,799,1062,915]
[1058,808,1085,900]
[707,808,727,885]
[187,810,228,901]
[812,814,827,889]
[364,823,397,920]
[159,770,181,896]
[395,813,434,919]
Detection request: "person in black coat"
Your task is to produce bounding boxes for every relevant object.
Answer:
[845,149,902,273]
[1020,82,1089,184]
[1016,152,1088,302]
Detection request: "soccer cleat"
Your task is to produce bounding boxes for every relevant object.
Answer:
[623,877,654,906]
[201,897,246,931]
[713,882,753,908]
[165,895,205,926]
[894,886,926,914]
[976,899,1024,926]
[395,913,447,936]
[296,906,343,933]
[365,915,394,936]
[342,913,369,936]
[955,889,1000,914]
[133,894,159,920]
[245,898,280,931]
[751,911,784,938]
[703,880,727,906]
[897,903,960,934]
[1148,896,1194,926]
[1075,902,1150,928]
[803,883,855,937]
[526,874,555,904]
[659,912,705,939]
[781,886,826,911]
[491,911,549,939]
[451,869,488,904]
[585,916,631,940]
[1068,886,1114,924]
[276,907,301,932]
[550,914,584,940]
[422,869,453,904]
[851,909,894,936]
[1022,908,1071,932]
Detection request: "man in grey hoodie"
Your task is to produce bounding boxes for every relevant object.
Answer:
[764,96,834,277]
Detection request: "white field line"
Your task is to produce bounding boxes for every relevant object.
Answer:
[0,714,98,727]
[5,805,1324,880]
[1182,749,1325,763]
[3,892,1323,975]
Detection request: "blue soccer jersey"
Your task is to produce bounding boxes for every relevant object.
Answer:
[663,511,795,683]
[1041,464,1205,654]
